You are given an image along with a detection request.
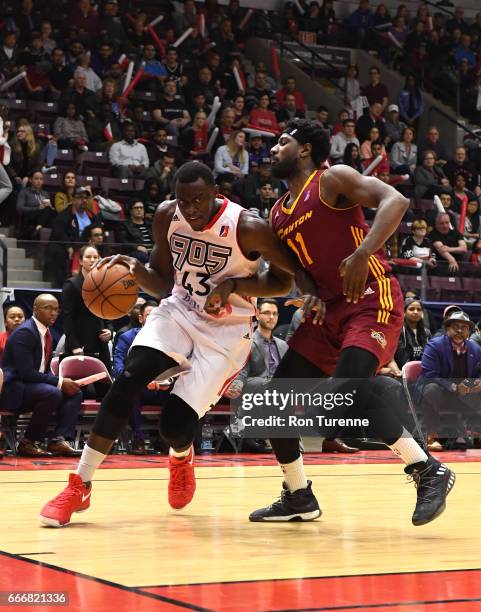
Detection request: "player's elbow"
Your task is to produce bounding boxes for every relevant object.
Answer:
[398,194,410,213]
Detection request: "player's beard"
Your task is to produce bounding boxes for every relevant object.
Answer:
[271,155,299,180]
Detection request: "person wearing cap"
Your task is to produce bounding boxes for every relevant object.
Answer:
[432,305,463,338]
[384,104,406,150]
[47,186,102,287]
[417,310,481,451]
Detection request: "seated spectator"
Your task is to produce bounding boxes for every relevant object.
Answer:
[384,104,406,150]
[399,219,436,269]
[451,174,475,213]
[341,143,363,172]
[48,186,102,287]
[152,78,191,140]
[356,101,386,144]
[373,3,391,28]
[117,201,153,263]
[48,47,74,99]
[416,310,481,451]
[109,122,149,179]
[429,212,467,273]
[225,300,288,397]
[63,245,112,371]
[140,43,167,92]
[444,147,478,193]
[53,103,89,151]
[248,95,280,134]
[414,150,450,201]
[233,157,283,207]
[0,31,23,80]
[146,155,177,201]
[316,106,331,134]
[163,47,185,86]
[455,33,476,68]
[275,76,305,111]
[0,305,26,365]
[389,127,417,175]
[361,141,390,176]
[232,95,249,129]
[96,77,120,115]
[179,112,213,161]
[54,171,95,213]
[331,109,350,136]
[330,119,359,161]
[74,53,103,93]
[91,43,116,80]
[247,135,270,168]
[245,71,277,112]
[16,171,56,237]
[81,224,106,255]
[471,238,481,266]
[456,198,480,247]
[398,75,424,130]
[360,127,386,160]
[362,66,389,113]
[113,300,167,454]
[0,294,82,457]
[112,296,146,354]
[146,128,171,166]
[59,72,99,121]
[338,64,361,112]
[394,298,432,368]
[252,181,278,220]
[418,126,449,166]
[214,130,249,178]
[276,94,305,130]
[7,124,42,189]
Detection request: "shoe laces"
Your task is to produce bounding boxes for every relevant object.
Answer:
[170,458,192,491]
[49,482,83,509]
[406,464,438,502]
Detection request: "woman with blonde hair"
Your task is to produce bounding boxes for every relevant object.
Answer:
[7,124,42,187]
[214,129,249,177]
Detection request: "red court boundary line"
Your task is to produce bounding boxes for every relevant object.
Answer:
[0,551,214,612]
[139,569,481,612]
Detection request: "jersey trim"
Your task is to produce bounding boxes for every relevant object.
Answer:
[202,197,228,230]
[350,225,393,325]
[318,170,359,211]
[280,170,318,215]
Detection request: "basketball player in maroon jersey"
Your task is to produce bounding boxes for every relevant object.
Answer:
[246,119,455,526]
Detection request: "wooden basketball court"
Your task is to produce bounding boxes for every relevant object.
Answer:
[1,451,480,611]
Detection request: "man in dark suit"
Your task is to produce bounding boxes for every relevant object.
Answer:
[0,294,82,457]
[417,310,481,451]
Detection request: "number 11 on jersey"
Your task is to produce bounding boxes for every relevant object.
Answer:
[287,232,313,267]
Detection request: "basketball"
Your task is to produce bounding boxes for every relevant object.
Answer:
[82,263,139,320]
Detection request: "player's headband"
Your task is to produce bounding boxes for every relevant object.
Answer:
[281,127,307,144]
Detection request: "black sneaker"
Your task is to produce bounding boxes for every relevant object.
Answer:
[405,457,456,526]
[249,480,321,522]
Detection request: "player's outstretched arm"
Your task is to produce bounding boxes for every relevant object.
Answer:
[321,166,409,304]
[99,201,176,299]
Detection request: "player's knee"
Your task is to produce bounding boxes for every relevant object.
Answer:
[124,346,178,388]
[159,395,198,448]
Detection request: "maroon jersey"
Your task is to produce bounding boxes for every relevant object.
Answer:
[271,169,395,323]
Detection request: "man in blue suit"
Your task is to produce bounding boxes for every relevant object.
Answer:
[113,300,167,454]
[417,310,481,451]
[1,294,82,457]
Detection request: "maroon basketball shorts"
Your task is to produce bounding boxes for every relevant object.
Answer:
[289,277,404,375]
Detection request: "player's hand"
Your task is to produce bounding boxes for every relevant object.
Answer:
[284,295,326,325]
[457,381,470,396]
[204,279,235,315]
[339,249,370,304]
[61,378,81,396]
[98,329,112,342]
[97,254,139,276]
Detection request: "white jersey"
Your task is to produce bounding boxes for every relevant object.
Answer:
[167,197,259,322]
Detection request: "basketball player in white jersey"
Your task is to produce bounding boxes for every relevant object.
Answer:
[39,161,319,527]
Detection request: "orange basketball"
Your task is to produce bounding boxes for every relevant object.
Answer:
[82,263,139,320]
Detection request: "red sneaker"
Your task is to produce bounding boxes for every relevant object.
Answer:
[168,447,196,510]
[39,473,91,527]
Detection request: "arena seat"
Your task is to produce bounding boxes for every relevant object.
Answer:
[462,278,481,303]
[41,173,63,191]
[0,97,27,119]
[76,175,100,190]
[53,148,75,171]
[77,151,110,176]
[428,276,465,303]
[100,177,137,199]
[28,100,58,122]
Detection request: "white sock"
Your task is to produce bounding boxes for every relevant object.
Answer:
[387,428,428,466]
[170,446,191,459]
[280,455,308,492]
[76,445,106,483]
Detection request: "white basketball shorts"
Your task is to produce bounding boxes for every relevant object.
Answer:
[130,295,253,417]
